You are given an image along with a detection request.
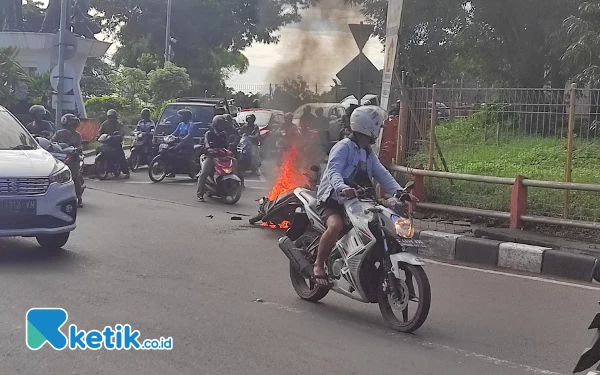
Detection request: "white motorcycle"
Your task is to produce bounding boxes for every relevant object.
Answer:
[278,182,431,332]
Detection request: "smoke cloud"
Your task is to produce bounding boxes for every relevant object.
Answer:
[267,0,364,91]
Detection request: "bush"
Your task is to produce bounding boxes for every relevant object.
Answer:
[85,96,127,119]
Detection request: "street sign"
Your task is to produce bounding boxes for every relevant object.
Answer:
[52,94,77,111]
[52,30,78,61]
[336,53,381,95]
[50,62,76,94]
[349,23,374,51]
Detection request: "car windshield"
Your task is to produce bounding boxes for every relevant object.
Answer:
[0,110,38,151]
[237,112,271,127]
[158,105,215,126]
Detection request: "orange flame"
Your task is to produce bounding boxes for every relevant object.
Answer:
[267,145,309,201]
[260,221,291,229]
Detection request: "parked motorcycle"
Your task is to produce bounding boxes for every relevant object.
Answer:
[196,148,243,204]
[95,132,124,180]
[574,302,600,374]
[277,182,431,333]
[129,131,155,171]
[148,135,204,182]
[237,134,261,175]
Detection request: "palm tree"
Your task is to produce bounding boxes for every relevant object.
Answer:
[0,46,29,108]
[562,1,600,85]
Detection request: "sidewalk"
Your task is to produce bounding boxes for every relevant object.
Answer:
[412,218,600,283]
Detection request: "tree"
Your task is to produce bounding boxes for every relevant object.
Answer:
[109,67,149,113]
[562,1,600,85]
[0,47,29,108]
[147,62,191,104]
[270,77,316,112]
[27,72,53,109]
[22,0,46,32]
[84,96,128,119]
[80,58,113,99]
[92,0,315,93]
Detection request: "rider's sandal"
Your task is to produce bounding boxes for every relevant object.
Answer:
[312,275,333,288]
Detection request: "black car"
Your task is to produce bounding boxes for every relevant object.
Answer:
[152,98,230,151]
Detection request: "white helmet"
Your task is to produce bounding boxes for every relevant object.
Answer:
[350,105,385,140]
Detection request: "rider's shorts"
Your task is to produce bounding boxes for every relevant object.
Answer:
[316,197,344,225]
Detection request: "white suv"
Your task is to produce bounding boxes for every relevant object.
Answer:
[0,106,77,248]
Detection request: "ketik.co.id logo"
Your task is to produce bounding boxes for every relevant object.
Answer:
[26,308,173,350]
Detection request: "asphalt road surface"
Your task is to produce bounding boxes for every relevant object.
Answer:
[0,167,598,375]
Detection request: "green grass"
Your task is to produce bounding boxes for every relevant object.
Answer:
[408,115,600,221]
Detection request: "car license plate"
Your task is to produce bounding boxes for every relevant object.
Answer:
[0,199,37,216]
[398,239,425,248]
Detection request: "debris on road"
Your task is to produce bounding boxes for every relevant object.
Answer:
[226,212,250,217]
[253,298,264,303]
[231,216,242,221]
[206,215,214,219]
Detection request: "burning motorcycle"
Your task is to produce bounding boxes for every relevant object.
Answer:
[196,148,243,204]
[574,302,600,374]
[129,131,155,171]
[148,135,204,182]
[277,182,431,333]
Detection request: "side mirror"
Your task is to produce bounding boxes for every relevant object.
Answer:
[404,181,415,192]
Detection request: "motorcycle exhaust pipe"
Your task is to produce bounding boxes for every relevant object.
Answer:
[278,237,314,279]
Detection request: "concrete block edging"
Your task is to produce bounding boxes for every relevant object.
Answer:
[415,230,600,283]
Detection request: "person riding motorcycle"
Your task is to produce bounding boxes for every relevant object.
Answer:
[97,109,130,178]
[312,106,407,286]
[170,109,195,149]
[299,105,315,130]
[53,114,84,207]
[26,105,54,137]
[239,114,260,139]
[197,115,241,202]
[136,108,155,133]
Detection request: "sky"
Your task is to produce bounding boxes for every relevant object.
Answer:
[37,0,385,91]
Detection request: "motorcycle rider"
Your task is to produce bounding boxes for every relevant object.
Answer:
[53,114,84,207]
[136,108,155,133]
[26,105,54,137]
[170,109,195,149]
[314,107,330,150]
[98,109,130,178]
[299,105,315,130]
[239,113,260,138]
[197,115,241,202]
[313,106,405,286]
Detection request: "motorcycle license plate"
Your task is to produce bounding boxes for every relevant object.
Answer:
[398,239,425,248]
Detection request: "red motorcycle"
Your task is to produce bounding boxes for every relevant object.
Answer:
[196,149,243,204]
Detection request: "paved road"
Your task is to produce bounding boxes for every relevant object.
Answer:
[0,169,598,374]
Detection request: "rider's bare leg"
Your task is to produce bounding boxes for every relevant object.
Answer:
[313,214,344,286]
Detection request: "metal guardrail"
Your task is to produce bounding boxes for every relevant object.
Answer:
[389,164,600,231]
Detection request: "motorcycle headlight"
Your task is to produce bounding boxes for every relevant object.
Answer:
[394,217,414,238]
[49,166,72,184]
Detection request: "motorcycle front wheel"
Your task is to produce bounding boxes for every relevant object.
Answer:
[148,157,167,182]
[95,159,109,180]
[129,151,141,172]
[378,263,431,333]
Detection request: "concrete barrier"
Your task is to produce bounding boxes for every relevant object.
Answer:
[498,243,548,273]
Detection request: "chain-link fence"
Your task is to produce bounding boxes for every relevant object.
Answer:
[400,85,600,223]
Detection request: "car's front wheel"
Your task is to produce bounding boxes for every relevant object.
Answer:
[36,233,70,249]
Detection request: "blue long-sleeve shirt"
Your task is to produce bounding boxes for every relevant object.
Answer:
[317,138,403,203]
[171,121,193,137]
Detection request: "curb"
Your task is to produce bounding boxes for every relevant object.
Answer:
[416,230,600,283]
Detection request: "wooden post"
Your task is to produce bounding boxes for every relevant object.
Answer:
[412,173,425,203]
[564,83,576,219]
[428,84,437,170]
[396,71,409,167]
[510,175,528,229]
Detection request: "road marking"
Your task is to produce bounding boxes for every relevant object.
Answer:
[425,259,600,291]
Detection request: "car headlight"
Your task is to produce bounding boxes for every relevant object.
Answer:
[49,166,72,184]
[394,217,414,238]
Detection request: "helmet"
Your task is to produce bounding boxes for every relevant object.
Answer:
[246,113,256,123]
[284,112,293,122]
[211,115,228,130]
[224,114,233,123]
[303,105,311,113]
[141,108,151,117]
[252,99,261,108]
[29,105,46,117]
[107,109,118,118]
[350,106,385,140]
[177,109,193,119]
[215,106,227,115]
[61,113,80,128]
[315,107,324,115]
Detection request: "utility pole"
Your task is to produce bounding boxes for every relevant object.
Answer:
[358,22,363,102]
[56,0,70,127]
[164,0,172,66]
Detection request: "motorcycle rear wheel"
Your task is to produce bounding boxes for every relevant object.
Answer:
[129,151,141,172]
[220,184,242,205]
[148,158,167,182]
[378,264,431,333]
[289,235,329,302]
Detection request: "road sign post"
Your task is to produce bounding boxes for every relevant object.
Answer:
[55,0,71,128]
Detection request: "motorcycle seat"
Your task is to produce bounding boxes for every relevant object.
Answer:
[299,190,319,212]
